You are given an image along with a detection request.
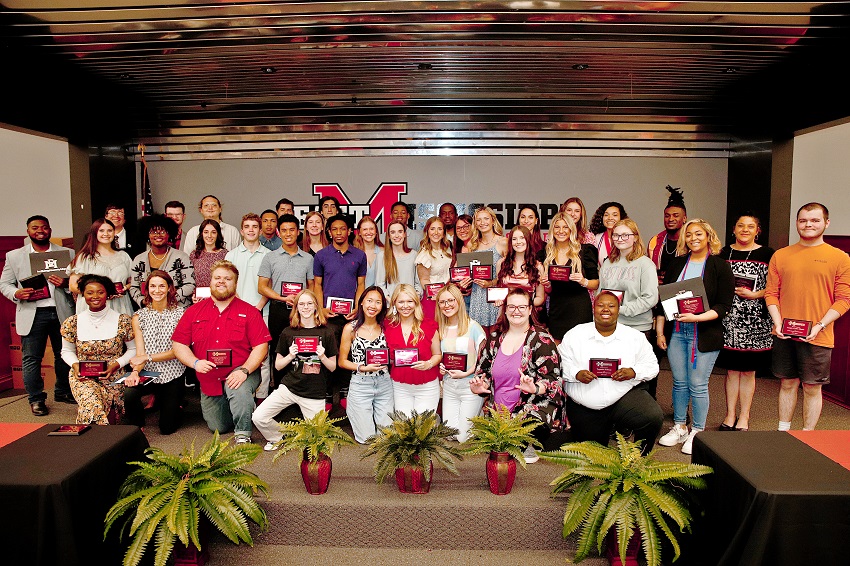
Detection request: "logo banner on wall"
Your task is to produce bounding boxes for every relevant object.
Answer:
[291,182,559,233]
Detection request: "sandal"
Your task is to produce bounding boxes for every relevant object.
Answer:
[719,422,736,431]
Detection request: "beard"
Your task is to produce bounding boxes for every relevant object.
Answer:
[211,286,236,301]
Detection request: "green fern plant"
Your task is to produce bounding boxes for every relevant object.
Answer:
[103,431,270,566]
[460,405,542,468]
[272,410,355,462]
[539,433,712,566]
[360,409,463,482]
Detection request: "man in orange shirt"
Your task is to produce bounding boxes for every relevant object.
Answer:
[765,202,850,430]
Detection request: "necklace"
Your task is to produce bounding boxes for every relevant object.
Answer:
[88,308,110,329]
[664,236,677,255]
[149,249,167,261]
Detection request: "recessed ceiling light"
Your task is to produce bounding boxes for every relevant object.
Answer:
[118,73,131,79]
[572,64,589,70]
[723,67,740,74]
[261,66,277,74]
[417,63,433,70]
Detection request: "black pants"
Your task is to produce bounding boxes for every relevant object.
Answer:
[566,385,663,456]
[124,375,184,435]
[325,316,350,399]
[642,328,660,399]
[268,301,292,388]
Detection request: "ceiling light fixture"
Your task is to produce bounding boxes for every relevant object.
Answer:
[261,66,277,74]
[417,63,433,70]
[723,67,740,74]
[572,63,589,70]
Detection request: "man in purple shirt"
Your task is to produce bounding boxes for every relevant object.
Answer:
[313,214,366,409]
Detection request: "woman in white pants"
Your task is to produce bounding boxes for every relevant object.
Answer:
[253,290,338,451]
[436,283,486,441]
[384,284,442,415]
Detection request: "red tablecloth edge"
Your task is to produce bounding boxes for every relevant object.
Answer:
[0,422,47,449]
[788,430,850,471]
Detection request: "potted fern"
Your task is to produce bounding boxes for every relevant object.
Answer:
[539,433,712,566]
[461,405,542,495]
[361,409,463,493]
[103,431,269,566]
[271,411,356,495]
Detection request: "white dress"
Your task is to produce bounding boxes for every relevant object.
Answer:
[67,252,134,315]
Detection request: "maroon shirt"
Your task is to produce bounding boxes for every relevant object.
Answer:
[172,296,271,396]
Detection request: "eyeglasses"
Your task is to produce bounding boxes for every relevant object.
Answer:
[611,233,635,241]
[106,210,125,216]
[149,228,168,235]
[438,298,457,307]
[505,304,530,312]
[456,224,470,230]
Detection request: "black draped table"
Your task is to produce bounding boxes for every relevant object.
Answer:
[690,430,850,566]
[0,423,149,566]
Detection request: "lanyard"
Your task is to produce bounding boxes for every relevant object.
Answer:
[676,253,707,368]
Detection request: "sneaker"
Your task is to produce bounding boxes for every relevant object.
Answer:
[681,429,700,455]
[234,435,252,445]
[523,444,539,464]
[263,441,280,452]
[658,425,689,447]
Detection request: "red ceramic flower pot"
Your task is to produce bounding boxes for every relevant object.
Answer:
[605,529,641,566]
[486,451,517,495]
[301,451,332,495]
[173,519,209,565]
[395,461,433,494]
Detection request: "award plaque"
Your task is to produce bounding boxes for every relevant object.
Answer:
[206,348,233,367]
[734,275,757,291]
[425,283,444,299]
[327,297,354,315]
[112,370,160,385]
[450,266,471,281]
[78,360,107,377]
[140,280,147,296]
[48,425,91,436]
[442,352,468,372]
[548,265,572,282]
[366,348,390,366]
[471,265,493,280]
[393,348,419,367]
[590,358,620,378]
[195,286,211,298]
[294,336,319,353]
[20,274,49,301]
[599,289,624,304]
[486,287,509,303]
[113,282,126,296]
[676,296,705,316]
[280,281,304,296]
[29,250,72,278]
[782,318,812,339]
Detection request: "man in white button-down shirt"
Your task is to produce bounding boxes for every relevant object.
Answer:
[559,290,662,455]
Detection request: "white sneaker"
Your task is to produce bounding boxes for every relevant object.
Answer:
[234,435,252,445]
[681,429,700,455]
[658,425,689,447]
[523,445,539,464]
[263,441,280,452]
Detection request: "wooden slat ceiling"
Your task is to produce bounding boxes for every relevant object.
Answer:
[3,1,850,159]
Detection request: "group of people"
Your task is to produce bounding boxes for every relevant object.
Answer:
[2,188,847,459]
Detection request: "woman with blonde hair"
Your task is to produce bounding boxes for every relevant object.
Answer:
[436,283,487,442]
[542,212,599,341]
[253,289,339,451]
[655,218,734,455]
[561,197,595,245]
[353,215,384,288]
[375,220,420,299]
[301,211,329,255]
[384,284,442,415]
[464,206,509,333]
[416,216,453,320]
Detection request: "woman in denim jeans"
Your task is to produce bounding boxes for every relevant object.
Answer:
[338,286,394,443]
[655,219,734,455]
[436,283,486,442]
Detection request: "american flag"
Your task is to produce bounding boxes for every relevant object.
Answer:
[139,144,154,216]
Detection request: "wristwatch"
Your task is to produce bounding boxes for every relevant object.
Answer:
[817,321,827,331]
[235,366,249,376]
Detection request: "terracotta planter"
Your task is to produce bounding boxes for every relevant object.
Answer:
[605,529,641,566]
[301,451,332,495]
[395,461,433,493]
[486,451,517,495]
[173,519,209,566]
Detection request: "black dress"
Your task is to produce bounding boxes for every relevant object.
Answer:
[547,243,598,341]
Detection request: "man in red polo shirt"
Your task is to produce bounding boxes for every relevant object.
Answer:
[172,260,271,443]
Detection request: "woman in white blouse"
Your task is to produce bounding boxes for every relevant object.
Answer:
[67,219,134,315]
[415,216,452,320]
[375,220,421,299]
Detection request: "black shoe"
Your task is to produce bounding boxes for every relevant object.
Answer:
[31,401,49,416]
[54,392,77,404]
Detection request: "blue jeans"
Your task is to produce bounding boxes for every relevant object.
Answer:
[21,307,71,403]
[346,372,394,443]
[667,324,719,430]
[199,370,260,437]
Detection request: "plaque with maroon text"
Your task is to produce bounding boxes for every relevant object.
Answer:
[548,265,572,282]
[195,286,211,298]
[20,274,50,301]
[327,297,354,315]
[589,358,620,378]
[487,287,509,303]
[471,265,493,280]
[280,281,304,296]
[113,282,126,296]
[294,336,319,354]
[450,267,471,281]
[393,348,419,367]
[206,348,233,368]
[599,289,624,304]
[782,318,812,339]
[733,275,757,291]
[366,348,390,366]
[425,283,444,299]
[78,360,108,377]
[676,296,705,316]
[442,352,468,372]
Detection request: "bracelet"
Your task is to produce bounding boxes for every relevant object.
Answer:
[193,359,200,369]
[358,364,365,372]
[147,353,153,363]
[817,321,827,330]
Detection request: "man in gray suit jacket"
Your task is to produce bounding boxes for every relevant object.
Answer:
[0,215,76,415]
